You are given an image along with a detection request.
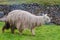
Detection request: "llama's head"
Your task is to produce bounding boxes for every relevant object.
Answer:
[43,14,51,24]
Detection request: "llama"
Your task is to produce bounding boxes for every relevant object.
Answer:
[0,10,51,35]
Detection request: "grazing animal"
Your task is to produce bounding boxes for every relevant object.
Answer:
[0,10,51,35]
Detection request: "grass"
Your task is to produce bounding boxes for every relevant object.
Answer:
[0,22,60,40]
[0,0,60,5]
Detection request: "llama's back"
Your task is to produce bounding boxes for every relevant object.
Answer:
[8,10,35,16]
[7,10,35,21]
[7,10,36,21]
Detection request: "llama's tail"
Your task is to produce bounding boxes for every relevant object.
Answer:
[0,15,7,22]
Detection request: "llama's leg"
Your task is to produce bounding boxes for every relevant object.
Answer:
[18,29,23,35]
[19,27,23,35]
[31,29,35,36]
[10,25,15,34]
[2,22,9,33]
[5,22,10,29]
[2,25,6,33]
[16,23,23,35]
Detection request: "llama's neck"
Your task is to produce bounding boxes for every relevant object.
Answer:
[35,16,45,25]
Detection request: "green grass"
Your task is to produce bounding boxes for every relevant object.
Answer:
[0,22,60,40]
[0,0,60,5]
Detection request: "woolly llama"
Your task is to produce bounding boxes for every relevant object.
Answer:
[0,10,51,35]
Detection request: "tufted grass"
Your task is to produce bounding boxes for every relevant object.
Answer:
[0,22,60,40]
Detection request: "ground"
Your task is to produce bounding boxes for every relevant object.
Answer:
[0,22,60,40]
